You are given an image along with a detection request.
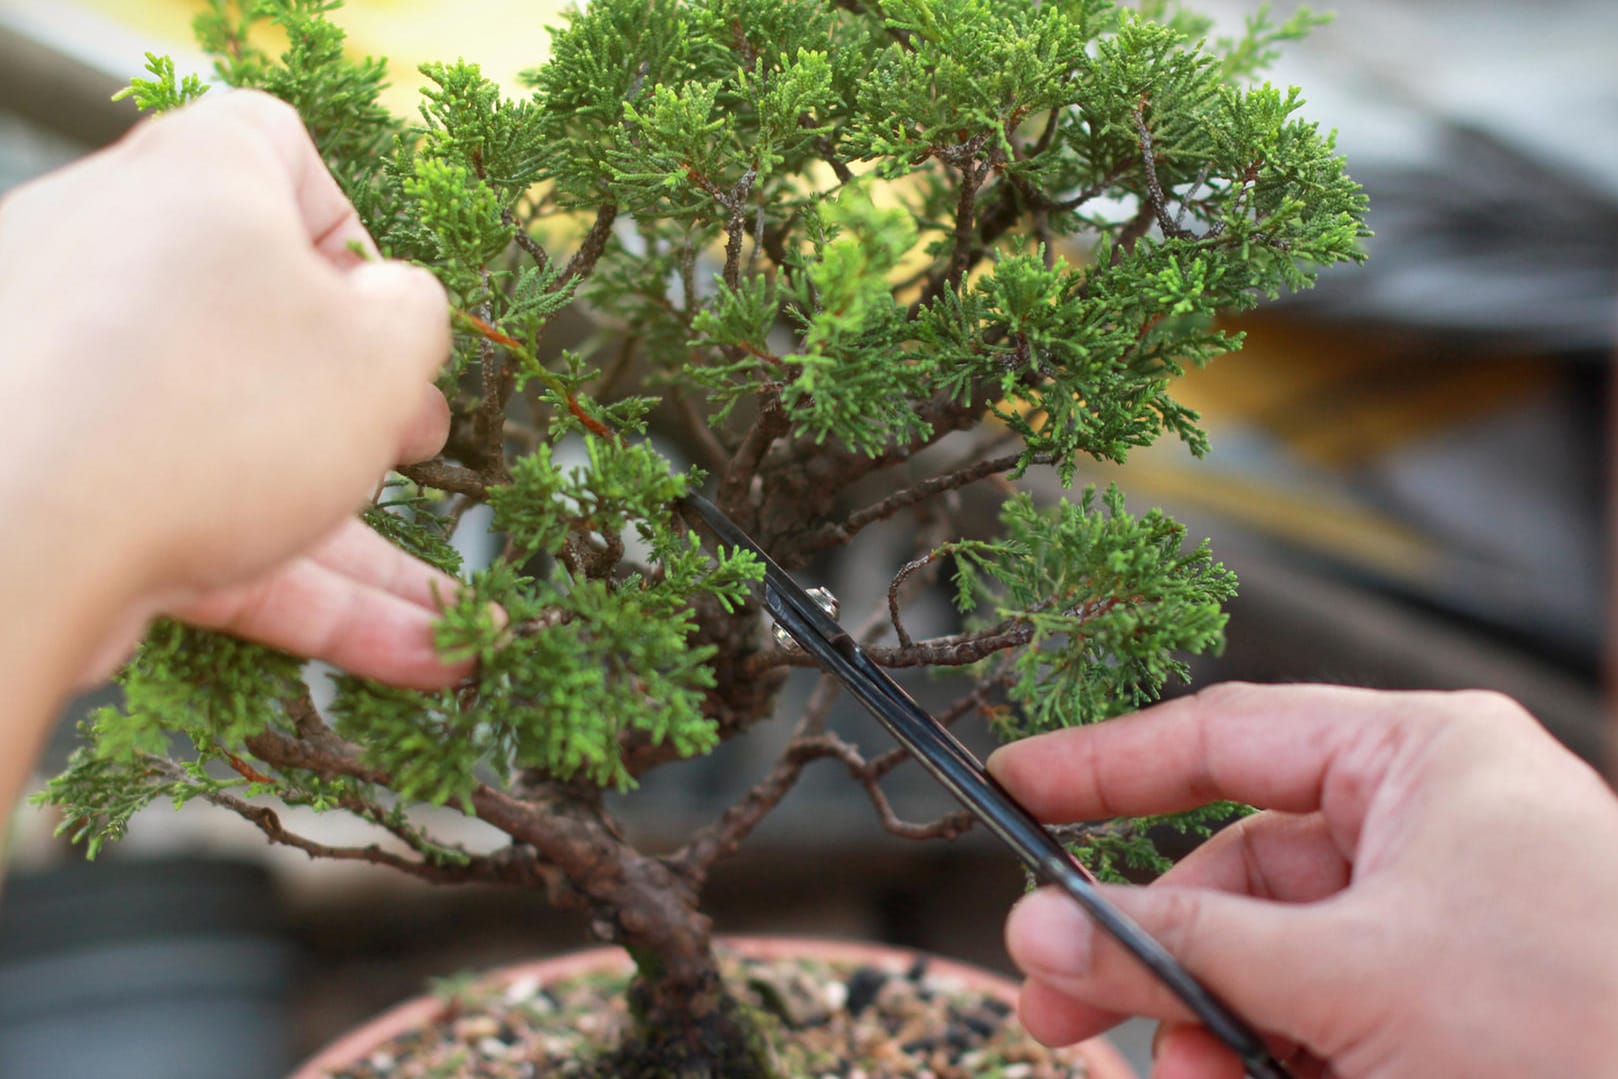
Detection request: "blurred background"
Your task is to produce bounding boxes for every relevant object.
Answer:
[0,0,1613,1076]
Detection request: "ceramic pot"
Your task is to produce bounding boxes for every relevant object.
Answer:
[289,935,1136,1079]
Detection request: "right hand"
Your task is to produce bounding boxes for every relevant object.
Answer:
[988,683,1618,1078]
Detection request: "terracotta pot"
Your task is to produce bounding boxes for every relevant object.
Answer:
[289,935,1137,1079]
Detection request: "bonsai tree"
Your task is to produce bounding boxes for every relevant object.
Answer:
[44,0,1366,1075]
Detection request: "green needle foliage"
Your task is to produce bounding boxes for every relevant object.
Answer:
[42,1,1365,1073]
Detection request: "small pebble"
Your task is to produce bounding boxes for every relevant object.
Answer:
[504,974,542,1005]
[844,965,888,1017]
[822,979,848,1012]
[454,1016,502,1041]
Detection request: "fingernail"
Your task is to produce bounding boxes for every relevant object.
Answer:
[1008,889,1093,981]
[1151,1023,1167,1060]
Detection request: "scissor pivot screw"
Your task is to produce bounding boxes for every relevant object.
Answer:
[772,586,838,649]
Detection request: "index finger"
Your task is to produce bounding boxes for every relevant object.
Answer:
[985,682,1416,821]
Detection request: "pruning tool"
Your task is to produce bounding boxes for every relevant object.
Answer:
[679,491,1294,1079]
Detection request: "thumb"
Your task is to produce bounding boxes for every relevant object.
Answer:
[1007,884,1341,1049]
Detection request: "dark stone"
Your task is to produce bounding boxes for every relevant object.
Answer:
[961,1010,1000,1039]
[979,995,1013,1019]
[844,966,888,1018]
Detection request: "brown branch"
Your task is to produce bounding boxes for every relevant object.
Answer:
[716,393,789,520]
[673,726,977,882]
[243,714,652,907]
[945,157,987,290]
[398,458,490,498]
[886,551,944,649]
[745,620,1035,676]
[721,165,759,291]
[669,734,852,879]
[503,207,551,274]
[145,756,521,887]
[1133,101,1192,241]
[559,202,620,288]
[593,333,641,402]
[799,450,1053,555]
[670,385,731,473]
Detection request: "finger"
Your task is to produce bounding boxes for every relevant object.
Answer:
[1152,1022,1247,1079]
[304,518,462,613]
[1017,976,1125,1047]
[1005,883,1347,1046]
[986,682,1419,822]
[345,257,453,388]
[398,384,451,465]
[170,557,473,690]
[205,90,378,266]
[1155,811,1352,903]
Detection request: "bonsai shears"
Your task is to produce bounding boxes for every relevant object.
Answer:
[680,491,1294,1079]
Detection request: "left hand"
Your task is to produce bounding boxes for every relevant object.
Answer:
[0,90,472,692]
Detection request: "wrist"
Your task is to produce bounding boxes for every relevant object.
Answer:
[0,486,138,816]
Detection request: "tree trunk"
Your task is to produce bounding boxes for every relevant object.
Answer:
[588,840,775,1078]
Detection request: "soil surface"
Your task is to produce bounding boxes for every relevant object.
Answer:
[328,944,1089,1078]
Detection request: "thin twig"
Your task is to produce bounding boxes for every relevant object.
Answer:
[503,207,551,274]
[670,385,731,472]
[745,618,1033,676]
[800,451,1053,555]
[144,757,512,886]
[886,551,944,649]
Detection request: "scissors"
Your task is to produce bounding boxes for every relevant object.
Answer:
[680,491,1293,1079]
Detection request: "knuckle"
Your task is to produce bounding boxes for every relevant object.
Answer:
[1149,888,1207,967]
[1447,688,1530,726]
[1184,680,1266,719]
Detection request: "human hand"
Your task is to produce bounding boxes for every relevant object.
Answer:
[988,683,1618,1078]
[0,90,466,689]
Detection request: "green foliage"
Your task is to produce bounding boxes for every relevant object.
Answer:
[36,733,201,858]
[780,184,927,454]
[113,53,209,112]
[362,481,464,576]
[488,437,698,558]
[1072,802,1252,882]
[66,0,1366,901]
[954,488,1238,732]
[87,620,305,760]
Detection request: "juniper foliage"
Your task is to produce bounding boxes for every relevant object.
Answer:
[43,1,1365,1072]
